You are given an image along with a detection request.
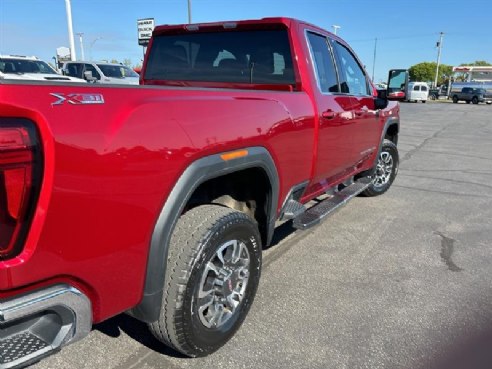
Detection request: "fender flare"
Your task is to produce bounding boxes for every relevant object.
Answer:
[373,116,399,167]
[129,146,279,322]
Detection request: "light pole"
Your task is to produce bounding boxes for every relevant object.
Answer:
[332,25,341,35]
[434,32,444,88]
[372,38,377,82]
[76,32,85,61]
[187,0,192,23]
[64,0,76,61]
[89,37,101,61]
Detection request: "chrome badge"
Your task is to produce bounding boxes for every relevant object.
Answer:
[50,93,104,106]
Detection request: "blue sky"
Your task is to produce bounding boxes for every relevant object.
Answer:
[1,0,491,82]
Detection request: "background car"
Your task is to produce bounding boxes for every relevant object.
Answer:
[62,61,140,85]
[406,81,429,103]
[0,55,86,82]
[452,87,492,104]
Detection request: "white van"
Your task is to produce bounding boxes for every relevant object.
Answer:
[62,61,139,85]
[406,82,429,103]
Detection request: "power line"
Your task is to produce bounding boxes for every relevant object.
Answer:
[348,32,442,43]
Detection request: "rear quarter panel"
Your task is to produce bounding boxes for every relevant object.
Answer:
[0,82,314,321]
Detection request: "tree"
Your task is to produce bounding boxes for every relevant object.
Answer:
[459,60,492,66]
[409,62,453,85]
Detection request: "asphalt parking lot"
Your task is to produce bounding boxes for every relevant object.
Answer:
[33,102,492,369]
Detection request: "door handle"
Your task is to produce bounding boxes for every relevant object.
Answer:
[322,110,335,119]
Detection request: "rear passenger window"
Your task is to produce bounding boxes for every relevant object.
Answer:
[306,32,339,93]
[332,41,370,95]
[413,85,420,91]
[421,85,428,91]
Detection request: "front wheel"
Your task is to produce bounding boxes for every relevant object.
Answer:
[149,205,262,357]
[472,96,479,104]
[361,139,399,197]
[452,95,458,103]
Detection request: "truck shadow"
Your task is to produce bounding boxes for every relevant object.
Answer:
[423,326,492,369]
[94,315,187,359]
[265,220,297,249]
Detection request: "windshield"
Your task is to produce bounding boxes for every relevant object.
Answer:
[144,29,295,85]
[0,58,57,74]
[97,64,139,78]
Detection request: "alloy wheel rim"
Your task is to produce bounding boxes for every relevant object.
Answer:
[197,239,250,329]
[373,151,393,188]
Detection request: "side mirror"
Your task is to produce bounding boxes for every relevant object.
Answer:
[84,71,97,82]
[387,69,409,101]
[375,89,388,109]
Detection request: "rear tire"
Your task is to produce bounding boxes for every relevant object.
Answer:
[361,139,399,197]
[452,95,458,103]
[149,205,262,357]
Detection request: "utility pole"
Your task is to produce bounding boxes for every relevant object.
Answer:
[76,32,85,61]
[372,37,377,82]
[332,25,341,35]
[187,0,192,23]
[64,0,76,61]
[434,32,444,88]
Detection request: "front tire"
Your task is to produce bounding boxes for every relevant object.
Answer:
[361,139,399,197]
[452,95,458,103]
[472,96,479,104]
[149,205,262,357]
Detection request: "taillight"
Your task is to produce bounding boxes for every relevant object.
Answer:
[0,119,41,260]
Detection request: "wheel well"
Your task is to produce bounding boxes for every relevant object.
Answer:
[185,168,271,245]
[385,123,399,145]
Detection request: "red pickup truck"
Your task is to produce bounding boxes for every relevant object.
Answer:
[0,18,403,368]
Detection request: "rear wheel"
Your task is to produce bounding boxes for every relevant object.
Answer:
[361,139,399,197]
[472,96,479,104]
[452,95,458,103]
[149,205,262,357]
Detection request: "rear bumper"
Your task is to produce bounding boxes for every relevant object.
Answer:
[0,284,92,369]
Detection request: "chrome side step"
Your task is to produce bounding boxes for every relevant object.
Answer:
[293,177,371,230]
[281,199,306,220]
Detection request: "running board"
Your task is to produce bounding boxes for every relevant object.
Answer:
[293,177,372,230]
